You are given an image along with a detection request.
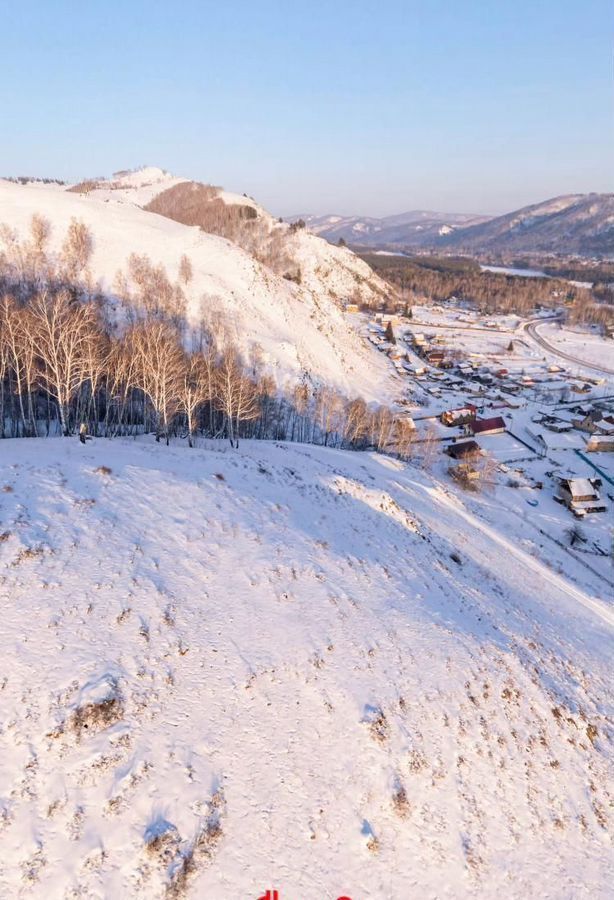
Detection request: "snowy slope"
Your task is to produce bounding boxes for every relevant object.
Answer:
[0,437,612,898]
[0,175,395,402]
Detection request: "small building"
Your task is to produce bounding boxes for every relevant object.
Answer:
[468,416,506,436]
[572,409,603,433]
[568,403,593,416]
[388,347,405,361]
[595,415,614,436]
[554,477,606,517]
[426,350,445,366]
[446,440,480,460]
[585,435,614,452]
[441,405,477,427]
[344,302,359,313]
[541,417,573,433]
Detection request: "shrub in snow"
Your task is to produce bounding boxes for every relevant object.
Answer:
[360,819,379,853]
[391,779,410,818]
[144,818,181,867]
[165,792,225,897]
[363,704,390,743]
[70,673,123,738]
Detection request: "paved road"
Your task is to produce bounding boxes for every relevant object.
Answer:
[524,318,614,376]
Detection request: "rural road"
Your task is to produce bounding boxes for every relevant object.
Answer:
[410,320,515,334]
[524,318,614,376]
[405,315,613,376]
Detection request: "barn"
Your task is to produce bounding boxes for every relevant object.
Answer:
[469,416,506,436]
[446,440,481,460]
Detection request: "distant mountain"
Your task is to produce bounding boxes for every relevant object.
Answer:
[294,210,486,248]
[439,194,614,257]
[299,194,614,258]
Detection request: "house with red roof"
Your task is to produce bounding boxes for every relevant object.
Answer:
[467,416,506,436]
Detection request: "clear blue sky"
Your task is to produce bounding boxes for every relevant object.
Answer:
[2,0,612,216]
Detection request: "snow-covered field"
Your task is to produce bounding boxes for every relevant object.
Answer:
[0,436,612,898]
[537,324,614,371]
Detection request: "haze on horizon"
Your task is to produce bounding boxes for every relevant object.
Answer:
[2,0,612,218]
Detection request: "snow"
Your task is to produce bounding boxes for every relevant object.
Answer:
[480,265,594,289]
[537,324,614,372]
[0,435,612,898]
[77,167,187,207]
[0,178,396,403]
[481,265,550,279]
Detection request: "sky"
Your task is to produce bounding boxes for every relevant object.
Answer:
[1,0,612,217]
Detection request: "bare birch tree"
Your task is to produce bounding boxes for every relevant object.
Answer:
[343,397,369,447]
[214,348,260,448]
[29,291,100,435]
[178,352,212,446]
[178,254,193,287]
[0,296,37,435]
[61,219,93,285]
[131,321,184,444]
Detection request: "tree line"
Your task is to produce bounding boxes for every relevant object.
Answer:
[0,214,421,459]
[359,252,613,329]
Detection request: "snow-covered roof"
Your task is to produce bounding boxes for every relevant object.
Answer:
[564,478,598,498]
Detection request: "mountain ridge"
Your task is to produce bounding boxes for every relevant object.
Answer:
[297,193,614,257]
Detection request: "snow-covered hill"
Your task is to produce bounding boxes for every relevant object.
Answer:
[0,170,395,402]
[0,436,611,898]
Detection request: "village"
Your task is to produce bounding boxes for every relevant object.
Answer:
[351,299,614,584]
